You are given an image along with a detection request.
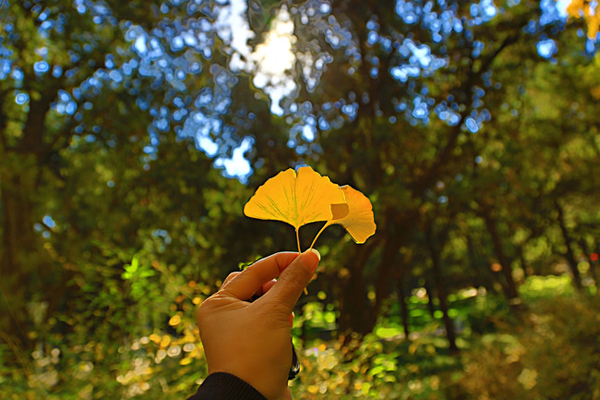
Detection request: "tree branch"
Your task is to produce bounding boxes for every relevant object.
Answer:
[410,30,522,196]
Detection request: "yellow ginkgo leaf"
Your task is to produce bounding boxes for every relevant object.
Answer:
[243,166,347,230]
[310,185,376,248]
[243,166,375,261]
[331,185,377,243]
[331,203,350,220]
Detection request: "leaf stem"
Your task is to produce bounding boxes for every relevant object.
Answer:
[309,222,330,250]
[295,227,302,253]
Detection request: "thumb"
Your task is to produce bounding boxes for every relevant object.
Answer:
[266,249,320,313]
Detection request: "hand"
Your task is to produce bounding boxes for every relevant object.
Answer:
[196,250,320,400]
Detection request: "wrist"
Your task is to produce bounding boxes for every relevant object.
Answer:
[198,372,268,400]
[209,361,289,400]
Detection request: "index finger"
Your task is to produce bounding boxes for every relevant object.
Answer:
[220,252,299,300]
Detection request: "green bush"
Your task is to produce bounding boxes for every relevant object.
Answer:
[289,334,447,400]
[446,295,600,400]
[463,294,512,335]
[2,272,597,400]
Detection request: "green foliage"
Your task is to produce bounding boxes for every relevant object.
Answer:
[0,248,210,400]
[289,279,600,399]
[2,1,600,399]
[1,268,598,399]
[447,294,600,400]
[238,255,263,271]
[519,274,574,301]
[290,335,447,400]
[463,294,512,335]
[122,256,157,301]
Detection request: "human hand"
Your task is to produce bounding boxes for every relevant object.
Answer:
[196,250,320,400]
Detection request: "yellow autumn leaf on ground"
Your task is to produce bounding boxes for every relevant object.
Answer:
[149,333,161,344]
[244,167,348,252]
[168,314,181,326]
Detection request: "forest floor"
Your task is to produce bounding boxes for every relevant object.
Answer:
[289,274,599,399]
[2,274,597,400]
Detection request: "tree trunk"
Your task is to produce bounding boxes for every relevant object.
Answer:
[517,245,528,279]
[425,226,458,354]
[368,211,418,331]
[0,152,40,342]
[337,211,413,340]
[423,282,437,318]
[481,207,521,305]
[0,95,53,344]
[590,243,598,292]
[555,203,583,290]
[578,239,598,293]
[396,278,410,339]
[466,234,484,288]
[337,243,377,338]
[369,233,402,329]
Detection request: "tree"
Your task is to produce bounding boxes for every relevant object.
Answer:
[3,0,599,361]
[0,0,225,340]
[242,0,578,337]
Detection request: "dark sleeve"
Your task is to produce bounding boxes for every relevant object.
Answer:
[186,372,267,400]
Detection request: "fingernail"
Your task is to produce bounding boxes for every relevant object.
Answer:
[300,249,320,273]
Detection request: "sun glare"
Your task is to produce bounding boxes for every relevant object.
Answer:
[217,2,297,115]
[252,10,296,79]
[249,8,297,115]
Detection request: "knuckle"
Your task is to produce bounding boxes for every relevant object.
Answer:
[196,300,208,320]
[196,296,216,321]
[222,272,240,287]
